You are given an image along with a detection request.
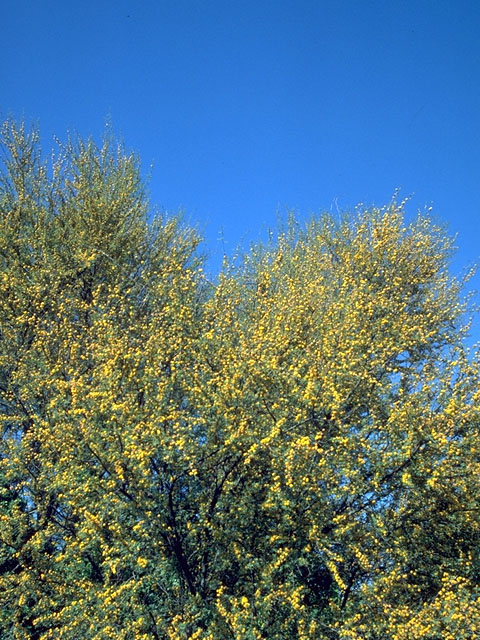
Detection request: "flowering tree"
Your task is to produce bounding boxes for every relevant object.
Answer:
[1,120,479,640]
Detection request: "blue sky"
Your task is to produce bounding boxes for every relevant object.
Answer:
[3,1,480,308]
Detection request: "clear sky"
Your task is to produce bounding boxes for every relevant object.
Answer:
[3,1,480,309]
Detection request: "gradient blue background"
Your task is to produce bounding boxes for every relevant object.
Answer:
[3,0,480,334]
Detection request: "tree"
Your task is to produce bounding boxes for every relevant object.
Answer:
[0,119,479,640]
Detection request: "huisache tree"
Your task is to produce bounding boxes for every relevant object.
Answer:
[0,119,479,639]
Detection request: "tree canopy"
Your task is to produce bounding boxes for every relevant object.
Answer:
[1,119,479,640]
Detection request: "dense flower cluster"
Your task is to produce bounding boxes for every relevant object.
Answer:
[0,120,479,639]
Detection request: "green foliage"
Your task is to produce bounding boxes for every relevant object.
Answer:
[1,119,479,639]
